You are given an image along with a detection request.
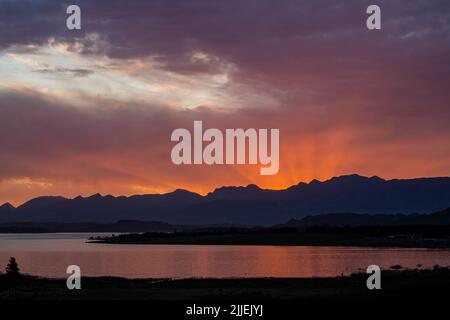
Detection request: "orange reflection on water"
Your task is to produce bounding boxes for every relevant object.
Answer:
[1,235,450,279]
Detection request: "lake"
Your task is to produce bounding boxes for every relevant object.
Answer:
[1,233,449,279]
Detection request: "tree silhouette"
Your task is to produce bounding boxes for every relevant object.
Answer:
[6,257,20,276]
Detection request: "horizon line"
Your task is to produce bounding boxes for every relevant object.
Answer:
[3,173,450,208]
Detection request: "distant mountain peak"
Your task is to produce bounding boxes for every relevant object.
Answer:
[88,193,103,199]
[329,174,367,181]
[0,202,15,210]
[289,175,386,190]
[162,189,203,201]
[206,184,265,201]
[325,174,387,185]
[20,195,66,205]
[212,183,261,192]
[171,188,195,195]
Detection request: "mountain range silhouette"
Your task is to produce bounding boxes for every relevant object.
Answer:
[1,174,450,225]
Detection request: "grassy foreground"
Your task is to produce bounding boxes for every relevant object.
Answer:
[1,267,450,300]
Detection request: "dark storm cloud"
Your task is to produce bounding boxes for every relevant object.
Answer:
[2,1,450,128]
[1,0,449,78]
[0,0,70,48]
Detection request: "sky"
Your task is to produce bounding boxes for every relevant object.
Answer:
[1,0,450,206]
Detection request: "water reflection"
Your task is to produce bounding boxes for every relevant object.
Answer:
[0,233,449,279]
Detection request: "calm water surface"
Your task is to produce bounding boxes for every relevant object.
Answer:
[1,233,449,279]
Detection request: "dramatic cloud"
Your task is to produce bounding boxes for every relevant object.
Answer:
[1,0,450,205]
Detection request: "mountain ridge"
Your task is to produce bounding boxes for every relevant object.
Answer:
[279,207,450,228]
[2,174,450,225]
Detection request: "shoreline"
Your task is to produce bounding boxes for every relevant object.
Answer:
[88,240,450,249]
[89,228,450,248]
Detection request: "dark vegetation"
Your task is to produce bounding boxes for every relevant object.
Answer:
[5,257,20,275]
[91,225,450,248]
[1,265,450,300]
